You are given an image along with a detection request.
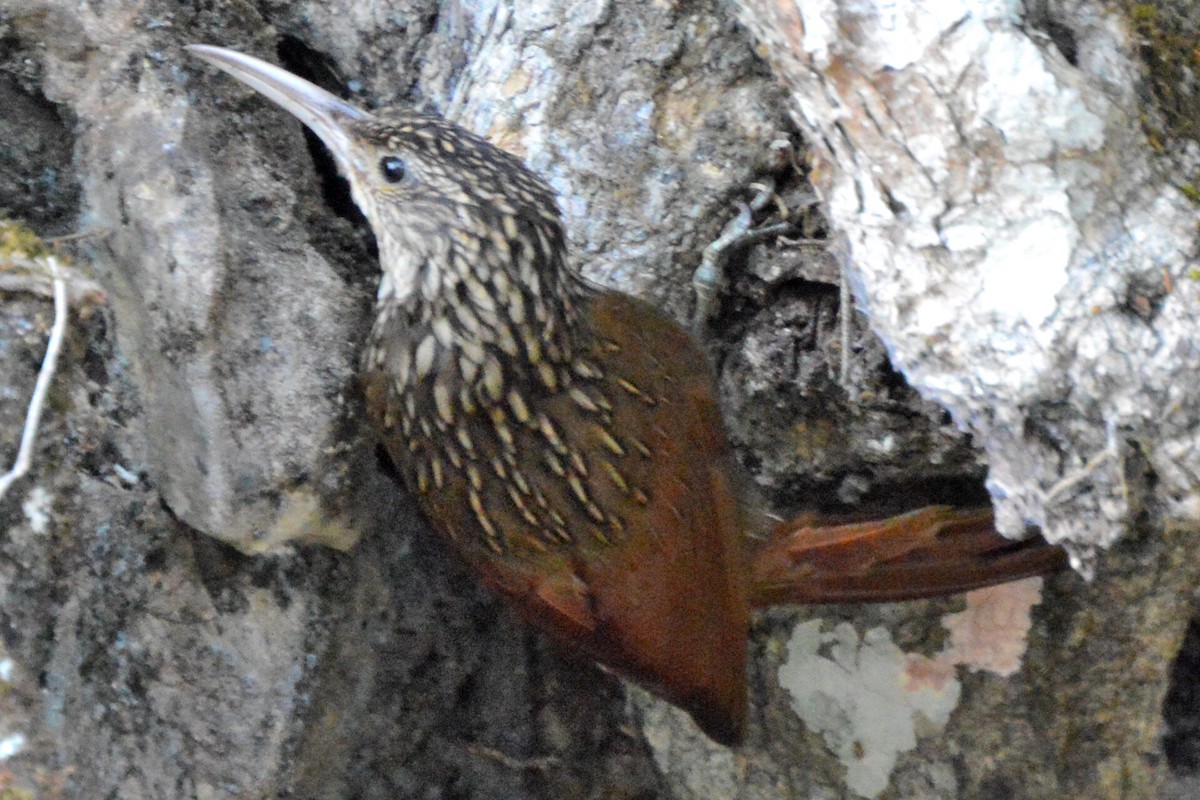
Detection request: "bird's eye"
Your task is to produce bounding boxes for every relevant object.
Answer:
[380,156,406,183]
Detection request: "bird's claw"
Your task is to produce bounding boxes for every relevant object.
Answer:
[692,177,800,335]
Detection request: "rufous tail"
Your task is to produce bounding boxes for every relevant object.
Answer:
[749,505,1068,607]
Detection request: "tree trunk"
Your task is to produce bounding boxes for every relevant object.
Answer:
[0,1,1196,798]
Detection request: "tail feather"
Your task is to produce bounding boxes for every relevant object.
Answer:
[749,505,1068,607]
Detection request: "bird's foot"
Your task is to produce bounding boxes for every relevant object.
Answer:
[692,178,802,336]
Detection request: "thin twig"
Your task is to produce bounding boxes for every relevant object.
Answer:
[0,256,68,501]
[465,744,560,772]
[0,253,106,308]
[1039,448,1114,505]
[43,226,112,245]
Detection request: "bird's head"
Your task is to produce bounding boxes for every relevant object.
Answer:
[187,45,570,312]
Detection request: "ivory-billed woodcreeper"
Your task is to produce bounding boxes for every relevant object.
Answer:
[188,45,1067,747]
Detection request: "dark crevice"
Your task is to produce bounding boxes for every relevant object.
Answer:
[375,442,401,481]
[1121,273,1168,323]
[276,35,353,99]
[876,357,913,395]
[1022,2,1080,67]
[776,474,993,520]
[1042,18,1079,66]
[1164,615,1200,773]
[880,184,907,216]
[275,35,366,226]
[183,526,256,614]
[0,62,81,234]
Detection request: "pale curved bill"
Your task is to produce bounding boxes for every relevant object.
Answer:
[186,44,366,172]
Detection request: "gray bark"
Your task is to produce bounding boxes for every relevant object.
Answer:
[0,0,1196,798]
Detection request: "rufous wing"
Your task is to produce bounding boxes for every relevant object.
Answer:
[541,292,751,746]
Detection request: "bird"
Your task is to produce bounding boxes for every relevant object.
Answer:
[186,44,1068,747]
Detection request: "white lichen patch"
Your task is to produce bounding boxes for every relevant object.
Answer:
[780,578,1044,797]
[976,214,1073,325]
[780,621,960,798]
[0,733,25,761]
[973,30,1105,161]
[21,485,52,534]
[0,644,26,764]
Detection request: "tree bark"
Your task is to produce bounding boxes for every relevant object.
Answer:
[0,1,1196,798]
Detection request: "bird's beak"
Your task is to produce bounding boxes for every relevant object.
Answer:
[186,44,367,175]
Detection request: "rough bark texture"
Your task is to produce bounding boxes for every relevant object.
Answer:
[732,0,1200,558]
[0,1,1196,799]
